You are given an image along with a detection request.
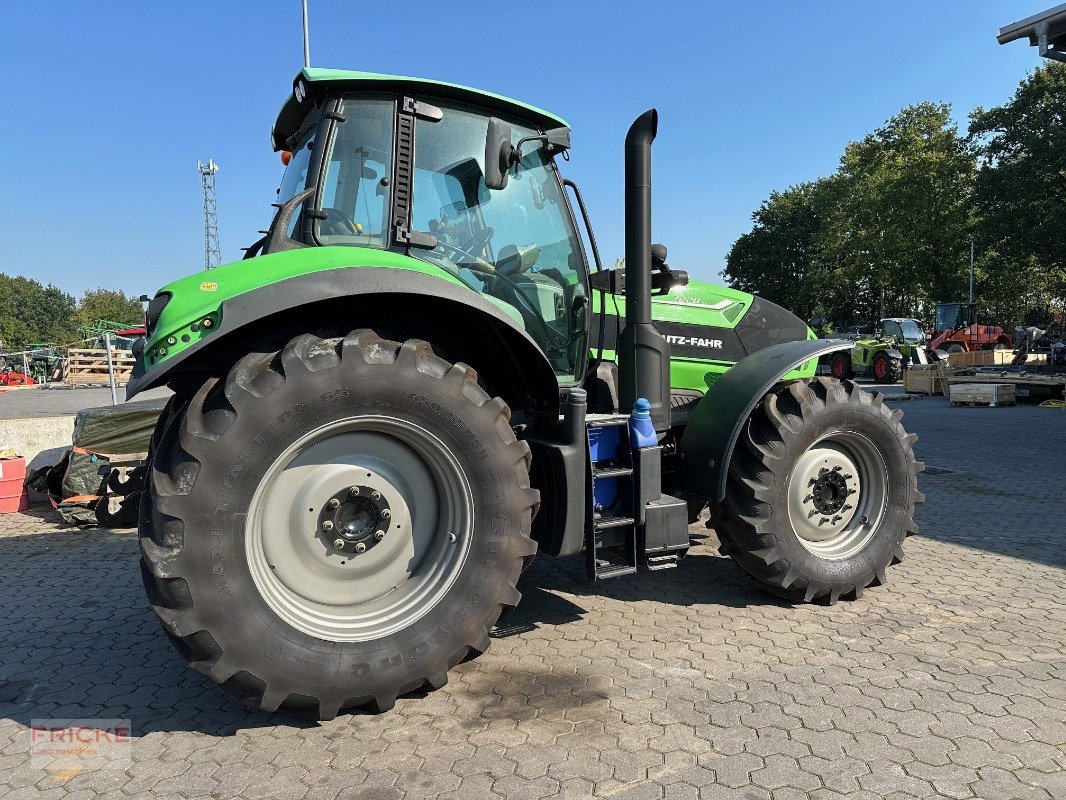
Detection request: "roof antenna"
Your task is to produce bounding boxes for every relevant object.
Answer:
[301,0,311,68]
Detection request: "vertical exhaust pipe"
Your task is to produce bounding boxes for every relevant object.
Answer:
[618,109,671,431]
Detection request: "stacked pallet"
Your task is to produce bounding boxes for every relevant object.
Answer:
[66,348,135,386]
[947,349,1046,368]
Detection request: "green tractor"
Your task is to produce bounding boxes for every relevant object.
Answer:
[131,69,923,719]
[829,318,943,384]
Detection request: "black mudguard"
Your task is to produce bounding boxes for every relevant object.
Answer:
[126,267,560,420]
[676,339,852,505]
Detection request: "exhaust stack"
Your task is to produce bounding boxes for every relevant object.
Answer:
[618,109,671,431]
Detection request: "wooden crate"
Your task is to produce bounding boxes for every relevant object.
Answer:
[903,364,945,395]
[946,349,1046,368]
[66,348,135,386]
[949,382,1016,407]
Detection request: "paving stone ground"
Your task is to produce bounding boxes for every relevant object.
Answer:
[0,390,1063,799]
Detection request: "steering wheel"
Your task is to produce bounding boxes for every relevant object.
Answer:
[439,245,575,359]
[320,207,362,237]
[433,239,497,273]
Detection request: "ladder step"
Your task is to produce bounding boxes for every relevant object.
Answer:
[594,561,637,579]
[586,414,629,428]
[594,514,634,530]
[645,553,681,571]
[592,465,633,479]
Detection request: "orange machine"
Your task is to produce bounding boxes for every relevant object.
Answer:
[929,302,1013,353]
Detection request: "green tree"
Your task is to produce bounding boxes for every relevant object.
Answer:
[73,288,144,330]
[724,179,838,322]
[0,274,78,351]
[825,102,977,324]
[969,62,1066,326]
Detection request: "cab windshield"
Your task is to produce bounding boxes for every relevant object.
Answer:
[411,103,588,381]
[899,319,925,343]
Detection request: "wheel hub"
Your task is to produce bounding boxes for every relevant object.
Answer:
[245,418,473,642]
[810,468,848,515]
[786,433,888,560]
[318,485,391,555]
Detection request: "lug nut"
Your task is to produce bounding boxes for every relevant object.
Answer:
[371,491,381,501]
[322,520,334,531]
[328,498,340,509]
[374,530,385,541]
[333,538,346,549]
[349,486,360,496]
[355,542,366,553]
[448,532,457,543]
[381,509,391,519]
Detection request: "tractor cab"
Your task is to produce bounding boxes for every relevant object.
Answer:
[880,318,926,346]
[934,302,976,335]
[262,69,591,382]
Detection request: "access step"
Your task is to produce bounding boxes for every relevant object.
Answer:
[644,553,681,571]
[592,465,633,479]
[593,514,635,530]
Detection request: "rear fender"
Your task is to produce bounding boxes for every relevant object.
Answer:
[676,339,852,505]
[127,267,560,421]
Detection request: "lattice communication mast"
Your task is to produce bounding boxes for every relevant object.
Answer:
[197,159,222,269]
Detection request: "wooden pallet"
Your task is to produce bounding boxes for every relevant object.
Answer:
[949,382,1016,407]
[66,348,135,386]
[903,364,947,396]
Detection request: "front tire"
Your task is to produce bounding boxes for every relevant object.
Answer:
[719,378,923,604]
[139,330,538,719]
[871,351,902,383]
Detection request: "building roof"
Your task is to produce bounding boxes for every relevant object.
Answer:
[272,68,568,150]
[998,3,1066,61]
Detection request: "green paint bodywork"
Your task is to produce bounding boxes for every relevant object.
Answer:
[141,248,464,371]
[141,254,817,397]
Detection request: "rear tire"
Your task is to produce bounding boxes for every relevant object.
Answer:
[139,329,538,719]
[871,351,902,383]
[829,352,854,380]
[719,378,923,604]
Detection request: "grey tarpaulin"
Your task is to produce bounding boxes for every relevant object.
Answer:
[48,398,169,525]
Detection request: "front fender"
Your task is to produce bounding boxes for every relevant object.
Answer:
[127,267,560,420]
[677,338,852,504]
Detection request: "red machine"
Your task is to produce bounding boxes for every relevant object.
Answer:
[930,302,1013,353]
[0,370,35,387]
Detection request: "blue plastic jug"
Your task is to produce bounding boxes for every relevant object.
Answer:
[629,397,657,449]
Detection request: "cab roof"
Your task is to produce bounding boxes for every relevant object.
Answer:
[272,68,569,151]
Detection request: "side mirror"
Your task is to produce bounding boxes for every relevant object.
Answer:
[544,127,571,151]
[484,118,513,190]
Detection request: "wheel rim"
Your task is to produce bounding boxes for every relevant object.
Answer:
[874,358,886,379]
[245,415,473,642]
[786,431,888,560]
[832,357,845,377]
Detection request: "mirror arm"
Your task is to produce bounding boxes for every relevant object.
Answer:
[264,186,316,254]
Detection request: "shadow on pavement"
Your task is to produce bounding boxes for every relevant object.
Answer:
[0,528,307,737]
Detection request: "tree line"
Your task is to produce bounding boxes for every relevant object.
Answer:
[0,274,143,352]
[724,63,1066,331]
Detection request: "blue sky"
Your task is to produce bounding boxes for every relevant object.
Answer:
[0,1,1048,299]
